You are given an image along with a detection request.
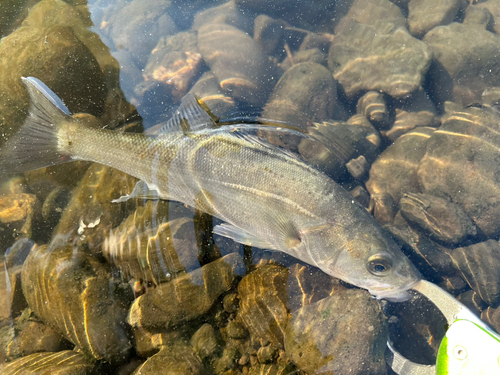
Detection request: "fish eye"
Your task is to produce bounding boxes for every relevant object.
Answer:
[367,254,392,276]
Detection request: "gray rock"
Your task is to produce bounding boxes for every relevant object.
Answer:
[284,289,388,374]
[193,0,254,35]
[197,23,276,106]
[424,23,500,108]
[381,89,440,141]
[344,0,407,30]
[298,114,380,180]
[463,3,494,29]
[329,18,432,99]
[356,91,390,130]
[399,193,477,245]
[367,127,435,207]
[262,62,337,126]
[408,0,465,37]
[451,240,500,307]
[134,31,203,121]
[418,103,500,237]
[106,0,177,69]
[384,216,458,279]
[469,0,500,33]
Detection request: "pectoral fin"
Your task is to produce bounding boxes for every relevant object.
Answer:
[112,180,160,203]
[213,223,278,250]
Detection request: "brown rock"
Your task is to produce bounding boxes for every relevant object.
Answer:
[128,253,245,328]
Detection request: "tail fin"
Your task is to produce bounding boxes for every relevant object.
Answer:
[0,77,76,174]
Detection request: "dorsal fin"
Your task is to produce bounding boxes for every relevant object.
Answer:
[155,94,220,135]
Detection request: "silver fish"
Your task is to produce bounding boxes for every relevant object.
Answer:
[1,77,420,300]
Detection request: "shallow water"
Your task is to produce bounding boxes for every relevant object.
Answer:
[1,0,500,374]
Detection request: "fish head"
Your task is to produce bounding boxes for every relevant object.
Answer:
[300,224,421,301]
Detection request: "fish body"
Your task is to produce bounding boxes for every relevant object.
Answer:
[1,77,420,300]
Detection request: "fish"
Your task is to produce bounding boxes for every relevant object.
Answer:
[0,76,421,301]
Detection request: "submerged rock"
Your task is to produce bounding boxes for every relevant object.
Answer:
[21,243,133,363]
[367,126,435,207]
[134,31,203,122]
[450,240,500,307]
[284,288,388,374]
[238,264,289,348]
[262,62,336,126]
[128,253,245,329]
[424,23,500,108]
[197,23,276,106]
[0,310,72,361]
[0,350,96,375]
[399,193,477,245]
[0,24,105,147]
[329,18,432,99]
[418,103,500,237]
[408,0,464,37]
[298,115,380,180]
[131,344,207,375]
[104,203,199,285]
[356,91,390,130]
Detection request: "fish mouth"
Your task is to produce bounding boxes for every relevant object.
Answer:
[369,279,421,302]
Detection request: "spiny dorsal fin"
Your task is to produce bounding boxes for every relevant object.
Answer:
[156,94,220,135]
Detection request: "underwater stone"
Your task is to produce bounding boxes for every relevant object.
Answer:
[381,89,439,141]
[298,115,380,180]
[191,323,221,360]
[0,350,96,375]
[254,15,286,56]
[408,0,464,37]
[279,48,327,72]
[197,23,276,106]
[134,31,203,120]
[188,71,236,120]
[468,0,500,33]
[286,263,341,313]
[21,244,133,363]
[106,0,177,69]
[193,0,254,35]
[262,62,336,126]
[0,193,39,252]
[367,126,435,206]
[54,164,139,251]
[424,23,500,108]
[418,104,500,237]
[104,202,200,285]
[450,240,500,307]
[343,0,407,30]
[132,343,207,375]
[238,264,289,348]
[0,313,72,361]
[284,288,388,374]
[385,217,458,281]
[329,18,432,99]
[0,25,106,147]
[128,253,245,329]
[399,193,477,245]
[356,91,390,130]
[463,3,494,29]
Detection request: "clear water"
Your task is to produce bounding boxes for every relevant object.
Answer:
[0,0,498,374]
